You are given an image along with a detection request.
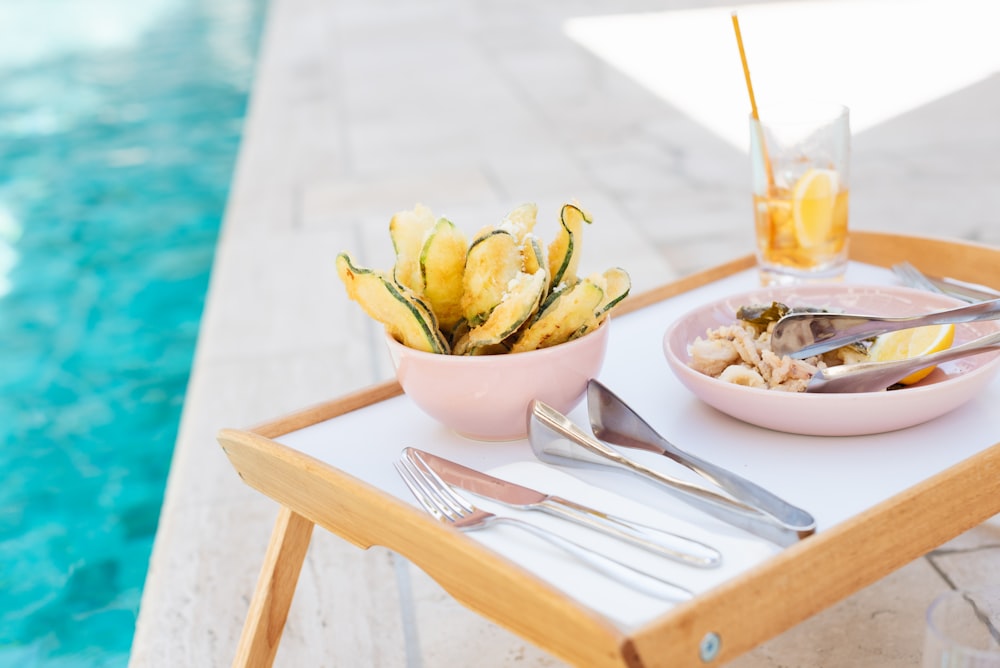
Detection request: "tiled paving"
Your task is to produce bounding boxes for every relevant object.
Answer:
[130,0,1000,665]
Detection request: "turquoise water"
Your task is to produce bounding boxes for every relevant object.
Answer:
[0,1,267,665]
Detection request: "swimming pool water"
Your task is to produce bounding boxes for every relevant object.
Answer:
[0,1,267,665]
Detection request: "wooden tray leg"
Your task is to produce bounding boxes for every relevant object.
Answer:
[233,506,315,668]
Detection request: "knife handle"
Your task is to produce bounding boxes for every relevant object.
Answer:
[538,497,722,568]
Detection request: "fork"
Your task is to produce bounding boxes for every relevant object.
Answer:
[892,261,1000,303]
[892,261,949,296]
[394,452,694,601]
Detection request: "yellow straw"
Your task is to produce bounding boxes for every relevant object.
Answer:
[732,11,760,121]
[732,11,774,190]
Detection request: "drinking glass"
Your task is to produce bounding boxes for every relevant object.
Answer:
[750,99,850,285]
[923,587,1000,667]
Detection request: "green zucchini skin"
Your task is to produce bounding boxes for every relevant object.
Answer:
[596,267,631,317]
[461,229,521,327]
[336,252,449,354]
[511,278,604,352]
[454,270,546,355]
[547,203,591,290]
[389,204,435,293]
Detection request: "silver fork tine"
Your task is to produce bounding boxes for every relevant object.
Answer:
[393,460,446,519]
[407,451,475,515]
[898,260,991,299]
[396,457,464,519]
[893,261,997,303]
[892,261,946,295]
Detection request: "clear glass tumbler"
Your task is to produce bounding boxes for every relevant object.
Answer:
[924,587,1000,667]
[750,99,850,285]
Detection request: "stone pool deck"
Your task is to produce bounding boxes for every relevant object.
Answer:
[130,0,1000,665]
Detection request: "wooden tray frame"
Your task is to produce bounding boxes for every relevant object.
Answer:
[219,231,1000,667]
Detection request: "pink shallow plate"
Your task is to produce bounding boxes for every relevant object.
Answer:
[662,284,1000,436]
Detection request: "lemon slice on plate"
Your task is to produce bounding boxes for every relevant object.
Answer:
[868,323,956,385]
[792,168,838,247]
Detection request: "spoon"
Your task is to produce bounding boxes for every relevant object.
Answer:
[806,329,1000,393]
[527,400,814,547]
[586,379,815,531]
[770,298,1000,359]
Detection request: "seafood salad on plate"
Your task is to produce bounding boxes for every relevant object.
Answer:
[687,302,870,392]
[664,284,989,435]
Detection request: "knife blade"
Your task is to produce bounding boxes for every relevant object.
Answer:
[408,447,722,568]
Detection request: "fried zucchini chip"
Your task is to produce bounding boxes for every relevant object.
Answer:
[510,277,604,352]
[572,267,631,336]
[520,234,549,296]
[453,270,546,355]
[461,228,521,326]
[500,202,538,243]
[389,203,435,293]
[419,217,467,332]
[336,252,449,354]
[537,275,578,314]
[547,203,591,290]
[451,336,509,356]
[595,267,631,320]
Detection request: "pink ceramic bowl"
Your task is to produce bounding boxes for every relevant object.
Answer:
[385,322,610,441]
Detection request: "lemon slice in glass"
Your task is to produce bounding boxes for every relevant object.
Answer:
[792,168,838,247]
[868,323,956,385]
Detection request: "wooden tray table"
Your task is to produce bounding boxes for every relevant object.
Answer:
[219,230,1000,667]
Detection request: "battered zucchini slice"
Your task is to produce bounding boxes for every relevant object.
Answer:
[547,203,591,290]
[500,202,538,243]
[461,228,521,326]
[453,270,546,355]
[336,252,449,354]
[389,204,435,293]
[572,272,607,337]
[419,217,467,332]
[595,267,630,320]
[572,268,630,337]
[452,337,510,356]
[448,318,470,348]
[537,275,578,315]
[510,278,604,352]
[520,235,549,296]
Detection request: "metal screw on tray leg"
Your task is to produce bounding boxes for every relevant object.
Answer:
[699,632,721,662]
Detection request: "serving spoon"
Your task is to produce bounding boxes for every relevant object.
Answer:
[805,329,1000,393]
[586,379,815,532]
[770,298,1000,359]
[527,400,815,546]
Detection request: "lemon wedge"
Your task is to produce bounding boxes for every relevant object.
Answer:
[868,323,956,385]
[792,168,838,247]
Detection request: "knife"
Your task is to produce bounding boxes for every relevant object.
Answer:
[408,447,722,568]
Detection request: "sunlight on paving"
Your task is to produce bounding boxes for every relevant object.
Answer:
[565,0,1000,150]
